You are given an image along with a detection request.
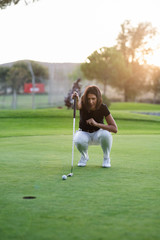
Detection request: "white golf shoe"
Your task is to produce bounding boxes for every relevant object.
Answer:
[102,158,111,168]
[78,155,89,167]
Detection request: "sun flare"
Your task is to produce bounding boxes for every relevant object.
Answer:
[144,50,160,66]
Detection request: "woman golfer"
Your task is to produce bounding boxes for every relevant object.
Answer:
[72,85,117,168]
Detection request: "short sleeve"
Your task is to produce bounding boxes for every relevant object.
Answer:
[102,104,110,117]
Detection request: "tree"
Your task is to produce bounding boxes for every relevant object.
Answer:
[6,61,30,108]
[0,66,10,94]
[7,60,49,91]
[150,66,160,103]
[0,0,38,9]
[64,78,82,109]
[116,20,157,101]
[28,61,49,83]
[6,60,49,108]
[118,62,146,102]
[7,61,30,93]
[117,20,156,63]
[81,47,128,95]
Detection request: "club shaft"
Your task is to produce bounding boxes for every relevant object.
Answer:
[71,117,75,173]
[71,97,76,173]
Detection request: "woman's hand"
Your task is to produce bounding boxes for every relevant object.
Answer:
[71,91,80,109]
[86,118,98,127]
[72,91,79,101]
[86,114,118,133]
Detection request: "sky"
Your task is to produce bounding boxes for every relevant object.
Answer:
[0,0,160,65]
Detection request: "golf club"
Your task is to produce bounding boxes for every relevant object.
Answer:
[67,96,76,177]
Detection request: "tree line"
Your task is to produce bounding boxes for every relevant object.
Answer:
[80,20,160,103]
[0,61,49,109]
[0,61,48,94]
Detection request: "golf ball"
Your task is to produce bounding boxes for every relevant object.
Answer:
[62,175,67,180]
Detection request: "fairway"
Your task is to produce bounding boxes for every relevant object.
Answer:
[0,103,160,240]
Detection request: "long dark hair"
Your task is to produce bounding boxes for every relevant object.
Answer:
[81,85,102,111]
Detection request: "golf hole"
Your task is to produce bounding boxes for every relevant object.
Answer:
[23,196,36,199]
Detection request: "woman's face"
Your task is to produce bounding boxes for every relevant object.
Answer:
[87,93,97,110]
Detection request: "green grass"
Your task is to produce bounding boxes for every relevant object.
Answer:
[110,102,160,111]
[0,104,160,137]
[0,102,160,240]
[0,94,64,109]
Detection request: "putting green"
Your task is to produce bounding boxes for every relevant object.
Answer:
[0,104,160,240]
[0,134,160,240]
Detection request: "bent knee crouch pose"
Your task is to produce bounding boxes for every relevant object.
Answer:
[72,85,118,168]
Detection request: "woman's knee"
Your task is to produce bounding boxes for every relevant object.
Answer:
[99,130,112,143]
[74,131,89,147]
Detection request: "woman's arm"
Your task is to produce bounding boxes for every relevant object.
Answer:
[86,114,118,133]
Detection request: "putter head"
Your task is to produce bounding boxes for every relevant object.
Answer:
[67,173,73,177]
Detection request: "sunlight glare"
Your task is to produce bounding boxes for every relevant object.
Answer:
[145,50,160,66]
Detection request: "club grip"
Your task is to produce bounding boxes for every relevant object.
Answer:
[73,97,76,118]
